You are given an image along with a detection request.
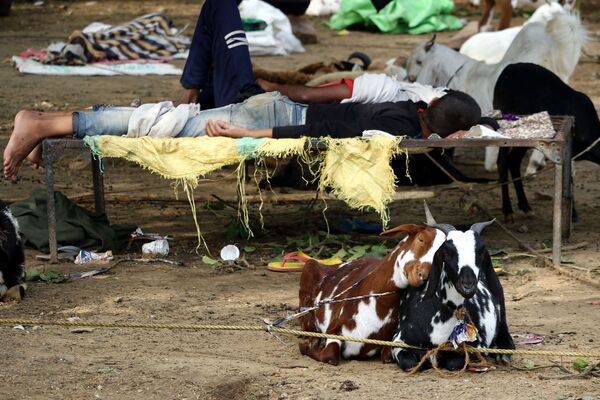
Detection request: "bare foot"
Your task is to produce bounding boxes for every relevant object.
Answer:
[26,143,42,169]
[3,110,44,182]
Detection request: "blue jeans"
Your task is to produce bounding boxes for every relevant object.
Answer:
[72,92,307,139]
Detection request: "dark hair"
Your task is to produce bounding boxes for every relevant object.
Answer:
[422,90,481,137]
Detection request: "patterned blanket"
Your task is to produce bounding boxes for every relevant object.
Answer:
[44,13,190,65]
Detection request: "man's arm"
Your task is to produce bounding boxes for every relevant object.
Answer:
[257,79,351,104]
[206,120,273,138]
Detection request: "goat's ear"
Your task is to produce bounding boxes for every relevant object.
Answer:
[424,34,436,52]
[481,248,506,306]
[424,246,444,298]
[380,224,422,239]
[469,219,495,235]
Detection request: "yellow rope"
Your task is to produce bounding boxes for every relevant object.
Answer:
[1,318,599,358]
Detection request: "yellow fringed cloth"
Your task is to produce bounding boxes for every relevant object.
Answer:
[84,135,405,241]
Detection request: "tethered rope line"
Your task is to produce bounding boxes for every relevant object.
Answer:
[1,318,599,359]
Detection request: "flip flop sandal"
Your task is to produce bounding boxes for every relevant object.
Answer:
[267,251,342,272]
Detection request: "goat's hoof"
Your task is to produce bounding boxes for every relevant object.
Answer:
[522,210,536,219]
[495,354,512,366]
[503,214,514,224]
[1,284,25,302]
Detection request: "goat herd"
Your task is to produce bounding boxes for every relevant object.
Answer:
[299,203,513,371]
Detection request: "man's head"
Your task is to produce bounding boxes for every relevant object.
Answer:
[422,90,481,137]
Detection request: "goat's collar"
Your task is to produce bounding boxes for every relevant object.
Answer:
[445,61,468,87]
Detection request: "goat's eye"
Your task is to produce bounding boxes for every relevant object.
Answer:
[416,60,422,66]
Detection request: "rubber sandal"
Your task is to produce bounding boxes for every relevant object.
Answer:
[267,251,342,272]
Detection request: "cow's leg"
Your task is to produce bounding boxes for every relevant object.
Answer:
[478,0,495,30]
[496,0,512,30]
[304,339,341,366]
[509,147,533,216]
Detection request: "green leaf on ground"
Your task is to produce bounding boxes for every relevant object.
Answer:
[573,357,589,372]
[39,270,67,283]
[202,256,220,266]
[522,359,535,369]
[96,367,114,374]
[25,268,42,282]
[243,246,256,253]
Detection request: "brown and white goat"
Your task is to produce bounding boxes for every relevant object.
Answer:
[298,224,446,365]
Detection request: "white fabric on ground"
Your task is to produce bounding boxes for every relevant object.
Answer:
[127,102,200,138]
[342,74,448,104]
[238,0,304,56]
[306,0,341,16]
[12,56,182,76]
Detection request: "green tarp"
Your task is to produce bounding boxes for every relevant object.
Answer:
[10,189,134,253]
[327,0,463,34]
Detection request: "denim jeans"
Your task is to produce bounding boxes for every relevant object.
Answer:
[72,92,307,139]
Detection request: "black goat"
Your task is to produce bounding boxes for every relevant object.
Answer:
[493,62,600,221]
[0,200,26,301]
[392,216,514,371]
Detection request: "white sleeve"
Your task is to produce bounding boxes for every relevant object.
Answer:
[342,73,448,104]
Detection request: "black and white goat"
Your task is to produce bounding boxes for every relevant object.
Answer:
[493,62,600,221]
[0,200,26,301]
[392,210,514,371]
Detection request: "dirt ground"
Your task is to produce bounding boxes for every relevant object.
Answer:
[1,1,600,399]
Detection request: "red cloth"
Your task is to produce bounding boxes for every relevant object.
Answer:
[318,78,354,96]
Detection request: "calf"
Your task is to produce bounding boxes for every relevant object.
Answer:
[298,223,446,365]
[392,218,514,371]
[493,63,600,221]
[0,200,26,301]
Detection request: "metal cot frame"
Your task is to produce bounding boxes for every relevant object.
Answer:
[42,116,574,266]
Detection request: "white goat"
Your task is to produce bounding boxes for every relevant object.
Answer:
[407,13,587,172]
[407,13,586,111]
[461,1,574,64]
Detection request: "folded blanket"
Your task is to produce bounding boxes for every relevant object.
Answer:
[44,13,190,65]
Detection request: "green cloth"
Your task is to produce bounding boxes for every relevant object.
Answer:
[10,188,135,253]
[327,0,463,34]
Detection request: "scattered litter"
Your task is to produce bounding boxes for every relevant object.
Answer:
[34,1,44,6]
[68,267,111,280]
[70,328,95,334]
[142,239,169,256]
[75,250,114,264]
[131,227,170,241]
[220,245,240,261]
[13,325,25,330]
[512,332,545,345]
[339,380,359,392]
[468,365,495,373]
[67,317,81,322]
[337,29,350,36]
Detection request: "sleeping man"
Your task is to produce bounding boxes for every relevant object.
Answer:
[2,0,483,182]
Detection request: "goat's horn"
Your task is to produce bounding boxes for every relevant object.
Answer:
[433,223,456,235]
[425,34,436,51]
[423,200,437,225]
[469,219,496,235]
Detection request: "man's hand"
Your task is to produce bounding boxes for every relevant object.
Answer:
[206,120,247,137]
[446,130,466,139]
[176,88,200,105]
[256,78,278,93]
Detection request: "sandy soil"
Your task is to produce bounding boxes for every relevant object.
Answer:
[0,1,599,399]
